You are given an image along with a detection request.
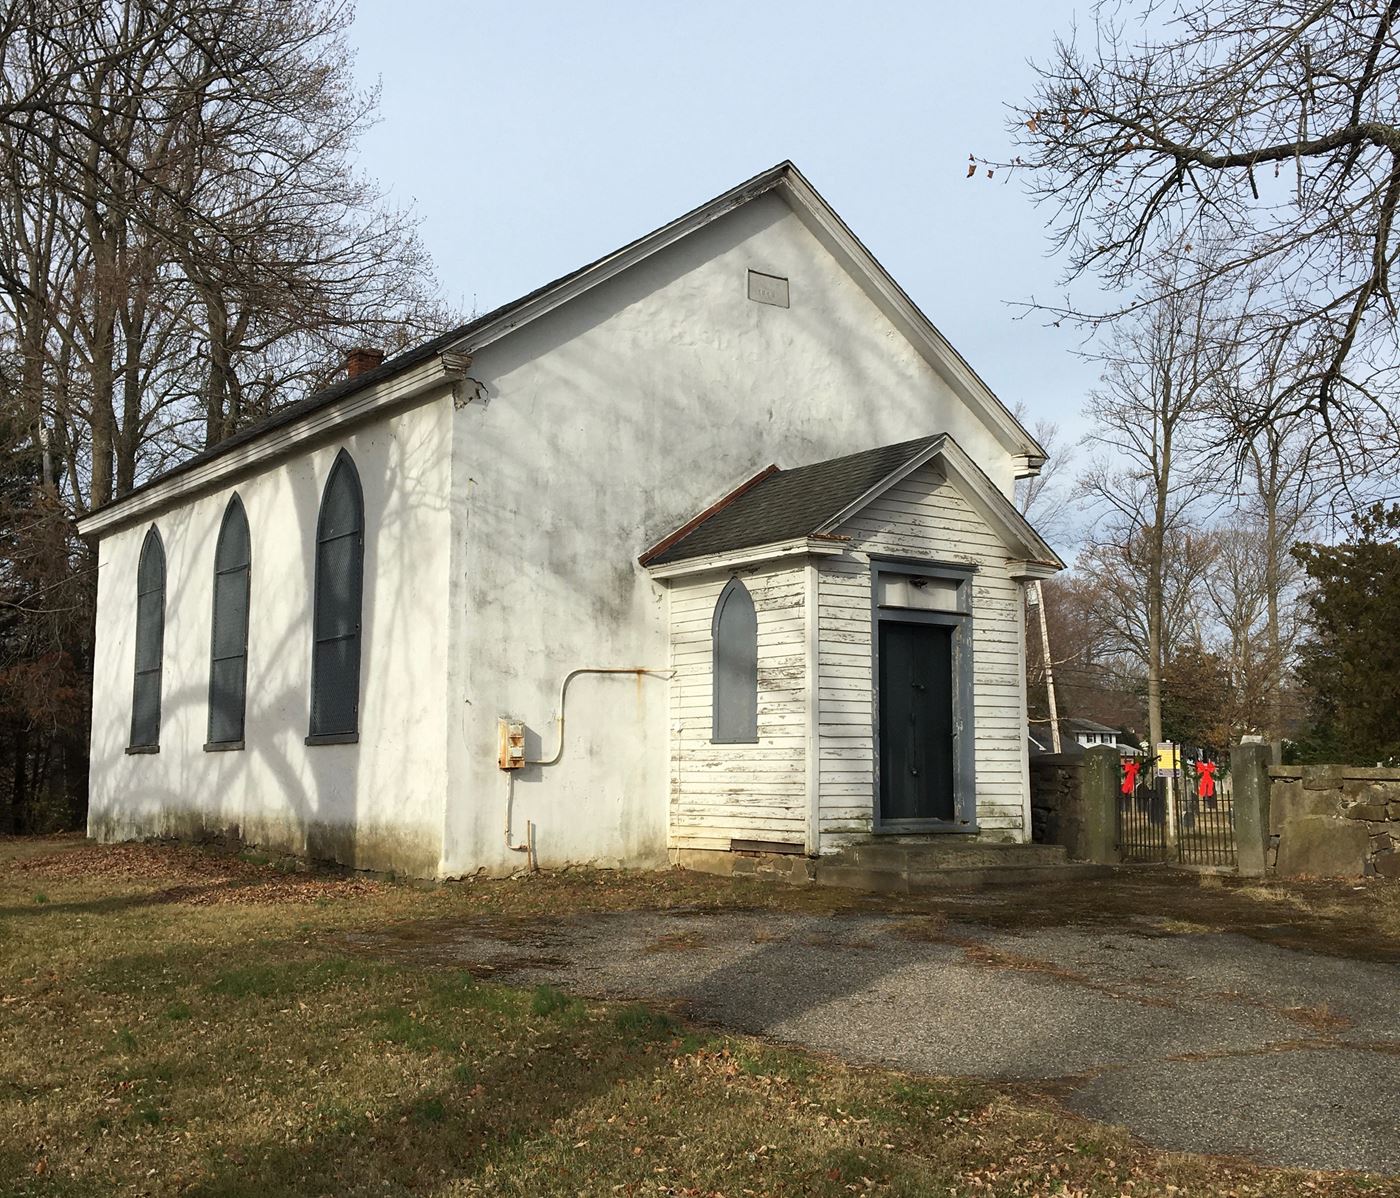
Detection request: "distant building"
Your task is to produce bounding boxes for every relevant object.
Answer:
[1028,717,1144,759]
[1067,717,1123,749]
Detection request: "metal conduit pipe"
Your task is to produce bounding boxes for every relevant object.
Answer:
[524,667,673,767]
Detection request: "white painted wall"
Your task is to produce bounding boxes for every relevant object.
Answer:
[817,461,1031,845]
[442,190,1029,875]
[87,391,455,875]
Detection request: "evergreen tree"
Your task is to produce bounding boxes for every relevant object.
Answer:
[1293,506,1400,764]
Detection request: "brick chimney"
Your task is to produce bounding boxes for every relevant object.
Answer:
[345,346,385,379]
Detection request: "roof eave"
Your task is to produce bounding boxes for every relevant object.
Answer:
[932,437,1066,573]
[75,353,472,539]
[1008,559,1063,580]
[644,536,846,580]
[774,165,1048,469]
[454,162,793,358]
[639,462,780,567]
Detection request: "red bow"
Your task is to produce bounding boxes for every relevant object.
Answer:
[1121,760,1140,794]
[1197,760,1218,798]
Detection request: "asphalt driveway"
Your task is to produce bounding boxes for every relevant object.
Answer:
[360,901,1400,1174]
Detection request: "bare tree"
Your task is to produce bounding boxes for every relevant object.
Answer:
[1014,403,1079,546]
[0,0,459,827]
[1026,569,1149,739]
[1075,268,1234,748]
[0,0,455,508]
[1208,342,1327,757]
[1008,0,1400,467]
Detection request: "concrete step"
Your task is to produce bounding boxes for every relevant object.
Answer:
[811,863,912,894]
[832,840,1070,871]
[813,859,1109,893]
[904,862,1111,889]
[811,839,1107,894]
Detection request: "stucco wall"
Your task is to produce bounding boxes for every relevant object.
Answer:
[817,462,1031,845]
[442,191,1028,875]
[88,392,454,876]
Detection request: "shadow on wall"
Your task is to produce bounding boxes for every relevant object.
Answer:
[95,409,450,878]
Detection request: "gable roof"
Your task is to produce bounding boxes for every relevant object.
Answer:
[643,436,938,566]
[641,433,1064,573]
[78,161,1047,538]
[1068,717,1122,736]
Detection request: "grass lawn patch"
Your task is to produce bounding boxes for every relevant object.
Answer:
[0,836,1395,1196]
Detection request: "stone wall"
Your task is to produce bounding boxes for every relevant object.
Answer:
[1268,765,1400,879]
[1029,752,1088,858]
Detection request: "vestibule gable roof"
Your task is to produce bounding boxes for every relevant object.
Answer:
[640,434,1064,575]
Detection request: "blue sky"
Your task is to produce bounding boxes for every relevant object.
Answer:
[350,1,1098,444]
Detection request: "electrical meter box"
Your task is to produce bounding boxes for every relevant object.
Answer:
[497,719,525,770]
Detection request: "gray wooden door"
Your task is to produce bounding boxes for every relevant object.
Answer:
[878,621,956,823]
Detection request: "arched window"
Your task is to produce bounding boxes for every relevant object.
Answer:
[129,526,166,751]
[711,576,758,744]
[207,495,251,749]
[308,450,364,743]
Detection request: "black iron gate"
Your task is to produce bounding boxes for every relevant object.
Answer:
[1116,750,1236,868]
[1117,756,1167,861]
[1175,756,1236,867]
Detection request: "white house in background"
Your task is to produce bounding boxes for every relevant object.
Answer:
[1028,718,1144,759]
[1070,718,1123,749]
[77,162,1063,879]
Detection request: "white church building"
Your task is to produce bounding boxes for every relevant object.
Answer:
[78,162,1062,879]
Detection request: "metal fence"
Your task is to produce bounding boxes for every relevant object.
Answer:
[1117,758,1168,862]
[1175,757,1236,867]
[1116,749,1237,868]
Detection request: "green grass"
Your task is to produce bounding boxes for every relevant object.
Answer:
[0,836,1394,1197]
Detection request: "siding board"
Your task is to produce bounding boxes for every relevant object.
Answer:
[815,461,1028,845]
[669,563,809,847]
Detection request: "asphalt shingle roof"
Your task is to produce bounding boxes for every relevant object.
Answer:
[645,435,941,566]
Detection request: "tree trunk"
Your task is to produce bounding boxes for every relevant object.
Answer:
[88,307,117,506]
[116,295,145,493]
[11,726,28,835]
[1146,384,1173,753]
[1264,478,1284,765]
[202,291,235,447]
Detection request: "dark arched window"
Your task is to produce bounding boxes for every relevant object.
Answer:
[711,576,758,744]
[308,450,364,743]
[129,526,166,752]
[207,495,251,749]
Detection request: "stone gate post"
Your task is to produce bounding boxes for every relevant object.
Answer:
[1080,745,1121,865]
[1231,737,1271,878]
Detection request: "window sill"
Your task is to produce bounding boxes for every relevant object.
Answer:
[711,738,760,746]
[125,745,159,755]
[204,740,244,753]
[305,732,359,746]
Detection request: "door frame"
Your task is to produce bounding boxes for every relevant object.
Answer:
[870,557,978,834]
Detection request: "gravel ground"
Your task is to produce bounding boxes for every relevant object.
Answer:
[360,906,1400,1174]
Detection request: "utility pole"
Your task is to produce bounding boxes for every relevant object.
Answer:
[1029,580,1062,753]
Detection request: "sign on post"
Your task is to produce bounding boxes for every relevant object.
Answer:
[1156,742,1181,777]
